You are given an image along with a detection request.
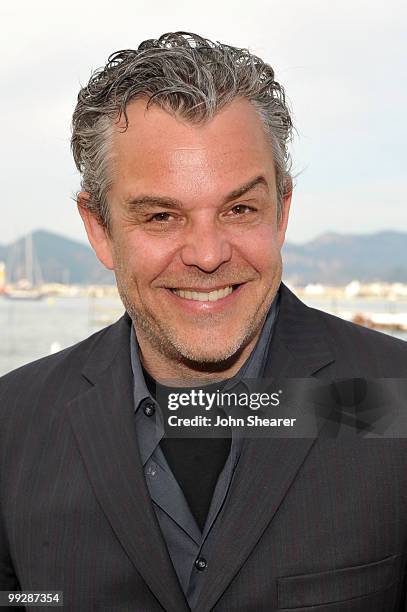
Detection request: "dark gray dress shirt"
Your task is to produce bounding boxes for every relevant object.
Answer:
[130,291,280,609]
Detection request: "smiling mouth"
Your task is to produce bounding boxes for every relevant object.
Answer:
[169,284,241,302]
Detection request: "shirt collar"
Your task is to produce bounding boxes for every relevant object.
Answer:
[130,325,152,409]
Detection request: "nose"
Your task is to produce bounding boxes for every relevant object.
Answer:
[180,217,232,272]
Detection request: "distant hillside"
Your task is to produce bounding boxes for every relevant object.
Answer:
[282,230,407,285]
[0,229,406,286]
[0,230,114,285]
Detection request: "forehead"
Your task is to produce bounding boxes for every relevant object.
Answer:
[111,97,276,197]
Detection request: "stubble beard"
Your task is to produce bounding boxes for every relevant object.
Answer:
[115,257,282,372]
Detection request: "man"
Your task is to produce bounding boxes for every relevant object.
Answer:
[1,31,407,611]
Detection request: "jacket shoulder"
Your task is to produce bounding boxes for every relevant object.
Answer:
[0,318,125,419]
[309,305,407,375]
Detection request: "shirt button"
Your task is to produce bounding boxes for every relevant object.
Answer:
[143,402,156,417]
[146,464,157,477]
[194,557,207,571]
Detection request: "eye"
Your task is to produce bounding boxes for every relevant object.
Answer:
[147,212,173,222]
[227,204,256,216]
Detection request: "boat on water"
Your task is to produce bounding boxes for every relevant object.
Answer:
[2,233,47,301]
[3,285,45,301]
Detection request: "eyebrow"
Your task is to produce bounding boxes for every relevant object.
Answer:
[124,175,269,211]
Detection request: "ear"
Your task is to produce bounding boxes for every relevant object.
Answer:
[277,179,293,249]
[77,192,114,270]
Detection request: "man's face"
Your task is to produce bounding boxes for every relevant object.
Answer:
[85,98,291,366]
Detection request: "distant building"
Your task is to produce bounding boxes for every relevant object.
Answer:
[304,283,325,296]
[345,280,361,298]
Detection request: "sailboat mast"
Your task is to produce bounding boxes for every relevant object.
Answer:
[26,233,33,286]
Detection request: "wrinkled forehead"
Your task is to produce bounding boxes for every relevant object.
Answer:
[109,97,277,199]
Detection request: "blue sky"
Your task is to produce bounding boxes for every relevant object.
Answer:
[1,0,405,245]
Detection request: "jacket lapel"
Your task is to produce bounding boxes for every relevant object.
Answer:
[67,316,190,612]
[194,283,335,612]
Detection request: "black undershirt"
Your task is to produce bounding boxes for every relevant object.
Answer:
[142,366,231,532]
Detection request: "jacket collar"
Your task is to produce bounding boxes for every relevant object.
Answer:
[263,282,335,378]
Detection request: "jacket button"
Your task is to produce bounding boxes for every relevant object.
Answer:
[143,402,156,417]
[194,557,207,571]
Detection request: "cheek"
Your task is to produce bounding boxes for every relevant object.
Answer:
[233,226,280,272]
[114,232,177,282]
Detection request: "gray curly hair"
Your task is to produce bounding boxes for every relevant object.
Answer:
[71,31,293,230]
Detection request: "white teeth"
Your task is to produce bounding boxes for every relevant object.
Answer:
[172,286,234,301]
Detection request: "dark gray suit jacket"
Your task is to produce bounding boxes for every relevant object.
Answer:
[1,283,407,611]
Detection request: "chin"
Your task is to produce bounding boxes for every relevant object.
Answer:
[169,332,250,367]
[180,347,237,364]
